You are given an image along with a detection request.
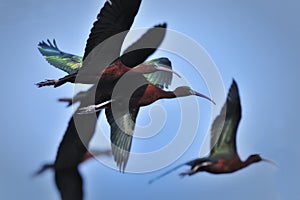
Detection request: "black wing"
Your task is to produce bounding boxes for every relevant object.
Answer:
[210,79,242,157]
[120,23,167,68]
[55,167,83,200]
[83,0,142,60]
[54,102,101,199]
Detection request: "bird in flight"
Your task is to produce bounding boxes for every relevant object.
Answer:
[76,73,215,171]
[149,80,276,184]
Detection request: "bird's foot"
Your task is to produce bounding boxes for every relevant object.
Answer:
[35,79,57,88]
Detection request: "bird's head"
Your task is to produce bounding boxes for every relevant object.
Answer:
[247,154,278,167]
[173,86,216,105]
[131,57,181,78]
[248,154,263,163]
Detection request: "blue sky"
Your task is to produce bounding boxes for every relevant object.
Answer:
[1,0,299,199]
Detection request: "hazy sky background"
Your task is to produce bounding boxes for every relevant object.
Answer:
[1,0,299,199]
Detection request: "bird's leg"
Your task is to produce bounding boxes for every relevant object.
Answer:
[179,169,197,177]
[106,0,112,5]
[77,100,114,114]
[35,79,58,88]
[58,98,73,106]
[33,163,54,176]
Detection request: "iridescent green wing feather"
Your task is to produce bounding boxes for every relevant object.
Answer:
[141,57,173,89]
[105,105,140,172]
[38,39,82,74]
[209,80,241,157]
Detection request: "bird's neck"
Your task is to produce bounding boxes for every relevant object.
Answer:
[241,156,256,169]
[138,84,176,106]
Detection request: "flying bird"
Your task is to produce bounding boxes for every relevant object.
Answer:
[78,74,215,171]
[149,80,276,184]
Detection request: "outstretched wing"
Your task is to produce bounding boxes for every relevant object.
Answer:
[120,23,167,68]
[104,74,148,172]
[38,39,82,74]
[55,167,83,200]
[83,0,142,61]
[54,100,101,198]
[105,105,139,172]
[210,79,242,157]
[142,57,173,89]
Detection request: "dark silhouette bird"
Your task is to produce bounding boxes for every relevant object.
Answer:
[149,80,276,184]
[52,105,101,200]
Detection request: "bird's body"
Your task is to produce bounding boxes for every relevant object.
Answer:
[180,153,261,175]
[149,80,275,184]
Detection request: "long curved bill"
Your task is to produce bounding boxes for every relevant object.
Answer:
[262,158,279,168]
[154,66,182,78]
[192,90,216,105]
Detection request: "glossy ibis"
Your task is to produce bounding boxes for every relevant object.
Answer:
[149,80,275,184]
[78,74,215,171]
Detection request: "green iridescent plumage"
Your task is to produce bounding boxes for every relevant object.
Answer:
[38,39,174,89]
[38,39,82,74]
[141,58,173,89]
